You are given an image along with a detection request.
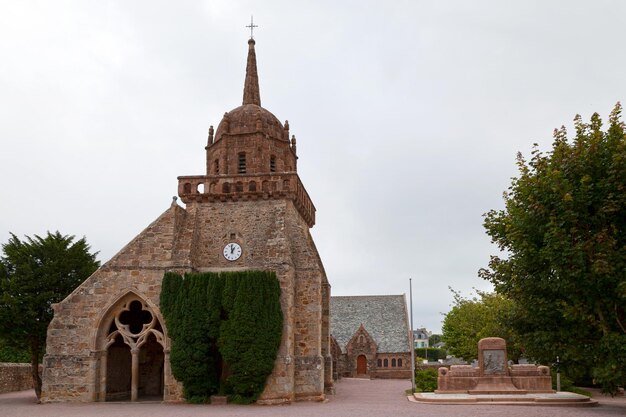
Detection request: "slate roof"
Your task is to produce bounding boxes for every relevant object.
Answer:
[330,295,411,354]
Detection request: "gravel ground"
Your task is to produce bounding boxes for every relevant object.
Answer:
[1,378,625,417]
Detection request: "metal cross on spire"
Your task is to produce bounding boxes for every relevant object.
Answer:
[246,15,258,39]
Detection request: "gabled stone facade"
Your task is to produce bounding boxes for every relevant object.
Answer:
[330,295,412,379]
[41,38,331,404]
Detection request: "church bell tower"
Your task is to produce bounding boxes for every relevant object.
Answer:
[176,37,331,403]
[41,34,331,404]
[177,38,313,227]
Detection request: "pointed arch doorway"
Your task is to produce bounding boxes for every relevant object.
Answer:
[98,296,166,401]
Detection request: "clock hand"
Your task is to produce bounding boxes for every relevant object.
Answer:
[230,244,235,254]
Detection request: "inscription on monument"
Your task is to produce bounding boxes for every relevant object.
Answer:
[482,349,505,374]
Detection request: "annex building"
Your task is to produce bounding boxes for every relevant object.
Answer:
[330,295,412,379]
[41,37,332,404]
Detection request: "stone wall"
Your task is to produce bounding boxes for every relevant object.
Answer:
[183,199,328,402]
[42,197,328,404]
[0,363,33,393]
[374,353,412,379]
[41,203,185,403]
[334,351,412,379]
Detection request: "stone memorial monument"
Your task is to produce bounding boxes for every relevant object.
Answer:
[436,337,553,394]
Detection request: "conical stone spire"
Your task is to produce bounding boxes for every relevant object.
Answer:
[242,38,261,106]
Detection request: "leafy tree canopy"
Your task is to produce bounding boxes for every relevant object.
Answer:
[428,334,442,346]
[0,339,30,363]
[415,347,447,362]
[441,289,522,362]
[480,103,626,393]
[0,232,100,398]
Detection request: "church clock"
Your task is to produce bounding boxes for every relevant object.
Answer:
[223,242,242,261]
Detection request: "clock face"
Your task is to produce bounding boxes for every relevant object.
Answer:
[223,242,242,261]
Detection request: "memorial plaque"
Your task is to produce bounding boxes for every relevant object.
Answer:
[482,349,506,375]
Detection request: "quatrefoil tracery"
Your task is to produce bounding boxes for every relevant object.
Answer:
[115,300,155,337]
[105,299,164,350]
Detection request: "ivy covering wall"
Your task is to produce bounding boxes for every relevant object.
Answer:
[160,271,283,403]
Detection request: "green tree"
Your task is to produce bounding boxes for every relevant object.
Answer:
[428,334,442,346]
[441,289,521,361]
[0,339,30,362]
[480,103,626,393]
[160,270,283,404]
[415,347,447,362]
[161,272,224,403]
[0,232,99,399]
[219,270,283,403]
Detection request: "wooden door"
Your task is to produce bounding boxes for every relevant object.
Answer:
[356,355,367,374]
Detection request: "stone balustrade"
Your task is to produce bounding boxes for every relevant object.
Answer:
[177,173,316,227]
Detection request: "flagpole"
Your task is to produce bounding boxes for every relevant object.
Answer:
[409,278,416,392]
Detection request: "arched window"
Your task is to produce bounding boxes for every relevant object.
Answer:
[383,358,388,367]
[235,181,243,192]
[238,153,246,174]
[214,159,220,175]
[398,358,403,367]
[270,155,276,172]
[248,181,257,192]
[377,359,382,367]
[391,358,397,367]
[222,182,231,193]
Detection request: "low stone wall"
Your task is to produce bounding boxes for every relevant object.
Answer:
[0,363,33,393]
[416,363,449,371]
[374,369,412,379]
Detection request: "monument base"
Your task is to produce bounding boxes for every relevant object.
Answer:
[436,338,554,395]
[412,391,598,406]
[469,376,527,394]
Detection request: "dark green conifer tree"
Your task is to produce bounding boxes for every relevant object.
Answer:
[160,270,282,403]
[219,271,283,403]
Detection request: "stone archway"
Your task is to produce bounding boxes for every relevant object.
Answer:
[356,355,367,375]
[98,297,166,401]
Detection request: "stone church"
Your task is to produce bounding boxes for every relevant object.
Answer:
[41,37,332,404]
[330,295,412,379]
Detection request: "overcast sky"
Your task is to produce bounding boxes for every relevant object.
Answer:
[1,1,625,334]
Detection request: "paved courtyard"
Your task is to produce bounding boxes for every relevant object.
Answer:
[1,378,625,417]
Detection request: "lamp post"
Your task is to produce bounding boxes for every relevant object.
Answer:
[556,356,561,392]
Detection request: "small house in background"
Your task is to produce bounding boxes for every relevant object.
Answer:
[413,328,431,349]
[330,295,412,379]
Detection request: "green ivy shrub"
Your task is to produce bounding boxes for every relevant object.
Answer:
[160,270,282,404]
[414,368,438,392]
[219,271,282,403]
[552,371,592,397]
